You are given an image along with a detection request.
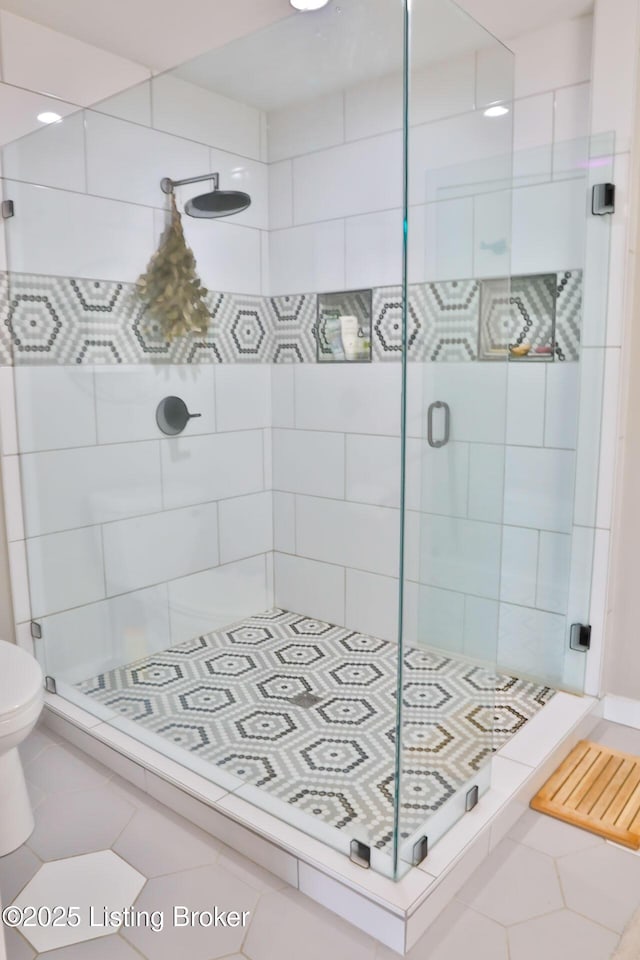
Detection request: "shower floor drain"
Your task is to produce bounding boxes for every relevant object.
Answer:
[290,692,324,708]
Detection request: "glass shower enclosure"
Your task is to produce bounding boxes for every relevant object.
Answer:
[0,0,609,880]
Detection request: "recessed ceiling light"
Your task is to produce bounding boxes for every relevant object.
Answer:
[483,104,509,118]
[37,111,62,124]
[290,0,331,10]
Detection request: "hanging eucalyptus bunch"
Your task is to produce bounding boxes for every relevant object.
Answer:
[137,194,210,341]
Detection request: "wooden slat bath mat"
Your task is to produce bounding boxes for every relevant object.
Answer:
[531,740,640,849]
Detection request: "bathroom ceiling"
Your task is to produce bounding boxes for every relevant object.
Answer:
[4,0,593,74]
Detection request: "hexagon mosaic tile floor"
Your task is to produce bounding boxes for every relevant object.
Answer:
[2,719,639,959]
[77,608,555,849]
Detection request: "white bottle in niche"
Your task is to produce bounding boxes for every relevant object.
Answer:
[340,315,361,361]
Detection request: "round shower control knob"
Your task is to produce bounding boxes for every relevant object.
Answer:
[156,396,202,436]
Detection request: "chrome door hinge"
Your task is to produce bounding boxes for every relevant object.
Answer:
[44,676,57,694]
[31,621,42,640]
[1,199,14,219]
[592,183,615,215]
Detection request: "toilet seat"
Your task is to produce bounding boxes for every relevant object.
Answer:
[0,640,43,721]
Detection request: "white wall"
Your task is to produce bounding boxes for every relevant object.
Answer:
[1,363,272,681]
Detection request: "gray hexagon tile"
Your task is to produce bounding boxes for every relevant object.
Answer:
[38,934,142,959]
[557,843,640,933]
[0,844,41,904]
[4,928,36,960]
[244,888,377,960]
[25,744,111,795]
[121,863,260,959]
[376,900,508,960]
[508,910,619,960]
[458,838,564,925]
[508,809,604,857]
[28,786,136,861]
[113,805,219,878]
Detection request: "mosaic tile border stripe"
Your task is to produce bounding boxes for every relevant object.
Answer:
[0,271,582,366]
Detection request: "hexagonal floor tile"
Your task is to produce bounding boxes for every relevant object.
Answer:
[0,844,41,903]
[10,850,145,953]
[508,810,604,857]
[121,863,259,959]
[508,910,619,960]
[38,933,143,958]
[458,838,563,925]
[112,805,219,878]
[25,744,110,795]
[28,785,136,861]
[557,843,640,933]
[243,887,376,960]
[3,928,35,960]
[377,900,508,960]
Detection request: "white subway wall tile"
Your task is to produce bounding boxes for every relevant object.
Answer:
[180,215,262,295]
[500,526,538,607]
[4,180,155,282]
[218,491,272,565]
[463,596,499,662]
[411,54,476,125]
[0,11,149,106]
[346,434,400,508]
[553,83,591,178]
[573,348,605,527]
[590,0,638,152]
[476,43,514,109]
[596,347,622,530]
[473,188,512,278]
[345,569,399,643]
[513,94,553,186]
[268,160,293,230]
[410,513,502,600]
[1,455,25,541]
[8,539,30,624]
[511,179,586,275]
[511,16,593,99]
[273,552,345,625]
[0,367,18,456]
[151,75,262,160]
[407,440,470,517]
[423,363,507,445]
[161,430,264,509]
[208,146,268,231]
[27,526,105,617]
[422,198,474,281]
[273,429,345,499]
[95,365,215,444]
[86,112,209,208]
[3,111,86,192]
[15,366,97,453]
[42,585,171,684]
[269,220,345,295]
[504,447,575,533]
[293,131,402,223]
[294,364,402,436]
[103,502,219,596]
[498,602,567,682]
[273,492,295,554]
[93,82,152,126]
[414,584,465,654]
[296,495,400,579]
[345,209,403,289]
[271,365,295,429]
[215,364,270,432]
[467,443,505,524]
[169,556,268,645]
[537,532,571,614]
[20,442,162,537]
[0,83,77,147]
[268,93,344,163]
[544,362,580,449]
[506,363,545,447]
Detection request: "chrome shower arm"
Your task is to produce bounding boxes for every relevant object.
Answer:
[160,172,220,195]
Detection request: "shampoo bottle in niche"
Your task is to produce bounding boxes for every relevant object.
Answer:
[340,315,362,361]
[323,311,345,361]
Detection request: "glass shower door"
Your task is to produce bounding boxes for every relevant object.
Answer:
[395,0,514,872]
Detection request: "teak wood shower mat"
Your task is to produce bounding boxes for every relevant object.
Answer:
[532,740,640,848]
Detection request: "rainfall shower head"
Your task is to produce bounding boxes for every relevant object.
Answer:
[160,173,251,219]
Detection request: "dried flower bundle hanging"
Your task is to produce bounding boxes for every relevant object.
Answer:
[137,194,210,341]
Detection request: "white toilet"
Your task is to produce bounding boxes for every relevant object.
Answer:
[0,640,44,856]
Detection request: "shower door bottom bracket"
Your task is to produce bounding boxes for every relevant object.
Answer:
[41,688,598,956]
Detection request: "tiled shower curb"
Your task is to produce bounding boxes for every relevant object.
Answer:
[42,690,600,954]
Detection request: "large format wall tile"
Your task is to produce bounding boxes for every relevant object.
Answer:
[160,430,264,509]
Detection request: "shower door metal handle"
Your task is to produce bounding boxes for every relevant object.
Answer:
[427,401,450,448]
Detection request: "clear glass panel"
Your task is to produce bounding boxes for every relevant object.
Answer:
[3,1,408,879]
[397,0,514,871]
